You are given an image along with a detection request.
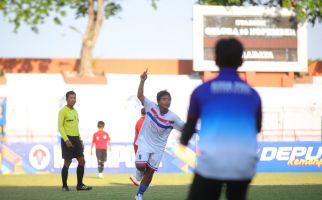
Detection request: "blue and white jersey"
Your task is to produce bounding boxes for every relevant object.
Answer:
[188,68,262,180]
[136,97,184,153]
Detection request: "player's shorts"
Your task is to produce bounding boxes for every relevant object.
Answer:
[187,173,251,200]
[61,136,84,160]
[96,149,107,162]
[135,149,163,171]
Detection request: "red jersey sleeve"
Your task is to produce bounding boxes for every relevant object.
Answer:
[135,121,140,136]
[105,132,111,141]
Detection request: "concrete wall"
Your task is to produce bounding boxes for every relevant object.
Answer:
[257,77,322,141]
[1,58,322,87]
[0,74,201,143]
[1,74,321,143]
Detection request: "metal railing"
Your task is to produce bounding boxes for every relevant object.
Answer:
[258,129,321,141]
[3,128,322,143]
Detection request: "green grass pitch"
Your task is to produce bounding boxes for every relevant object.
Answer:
[0,173,322,200]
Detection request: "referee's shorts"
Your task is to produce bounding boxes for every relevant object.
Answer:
[61,136,84,160]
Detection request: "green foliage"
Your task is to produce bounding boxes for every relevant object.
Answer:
[199,0,244,6]
[0,0,6,10]
[296,0,322,25]
[308,59,322,66]
[281,0,292,8]
[0,0,157,33]
[199,0,322,25]
[1,0,68,33]
[151,0,160,10]
[104,2,122,20]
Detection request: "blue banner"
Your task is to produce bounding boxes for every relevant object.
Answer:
[257,142,322,172]
[0,142,196,174]
[1,141,321,174]
[0,97,6,141]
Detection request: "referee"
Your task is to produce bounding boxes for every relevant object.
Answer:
[58,91,92,191]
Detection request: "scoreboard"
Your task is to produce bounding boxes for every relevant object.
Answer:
[193,5,308,72]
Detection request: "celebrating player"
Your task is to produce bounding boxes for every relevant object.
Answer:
[133,69,185,200]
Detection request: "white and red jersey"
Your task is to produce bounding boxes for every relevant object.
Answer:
[136,97,184,152]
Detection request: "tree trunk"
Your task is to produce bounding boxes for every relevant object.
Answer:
[79,40,94,77]
[78,0,104,77]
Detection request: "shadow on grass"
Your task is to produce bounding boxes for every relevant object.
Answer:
[86,176,102,180]
[248,184,322,200]
[108,182,134,186]
[1,184,322,200]
[0,185,189,200]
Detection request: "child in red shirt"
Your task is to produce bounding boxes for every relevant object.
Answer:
[91,121,111,178]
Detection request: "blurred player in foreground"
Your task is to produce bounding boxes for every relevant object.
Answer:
[180,38,262,200]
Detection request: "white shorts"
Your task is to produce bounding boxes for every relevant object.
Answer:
[135,149,163,171]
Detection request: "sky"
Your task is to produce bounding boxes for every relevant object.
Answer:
[0,0,321,60]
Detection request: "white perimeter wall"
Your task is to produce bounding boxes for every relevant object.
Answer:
[0,73,201,143]
[0,74,321,143]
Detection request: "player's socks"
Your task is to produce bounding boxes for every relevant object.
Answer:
[137,183,148,195]
[98,160,104,173]
[76,165,84,186]
[61,166,69,187]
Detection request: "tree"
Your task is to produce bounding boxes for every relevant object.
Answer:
[0,0,159,77]
[199,0,322,26]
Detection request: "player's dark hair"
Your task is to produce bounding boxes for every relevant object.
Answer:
[214,37,244,69]
[141,108,146,115]
[66,91,76,99]
[97,121,105,128]
[157,90,171,102]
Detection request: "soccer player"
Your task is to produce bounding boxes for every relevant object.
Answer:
[130,108,146,185]
[134,69,185,200]
[134,108,146,153]
[180,38,262,200]
[58,91,92,191]
[90,121,111,178]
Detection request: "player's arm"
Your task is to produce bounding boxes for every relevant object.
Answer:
[107,140,111,151]
[180,116,198,146]
[58,110,73,148]
[137,69,148,105]
[180,90,200,146]
[58,110,67,141]
[173,116,185,132]
[77,113,83,142]
[106,133,112,151]
[256,98,262,133]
